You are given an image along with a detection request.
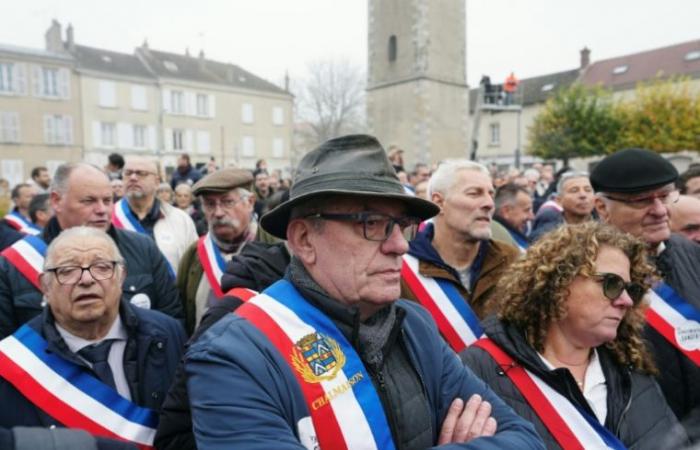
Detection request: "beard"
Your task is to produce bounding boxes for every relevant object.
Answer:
[126,190,145,200]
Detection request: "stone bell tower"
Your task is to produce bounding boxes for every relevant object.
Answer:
[366,0,469,166]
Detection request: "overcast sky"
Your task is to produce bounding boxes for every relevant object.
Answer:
[1,0,699,89]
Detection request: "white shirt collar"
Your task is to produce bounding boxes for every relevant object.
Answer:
[56,314,128,354]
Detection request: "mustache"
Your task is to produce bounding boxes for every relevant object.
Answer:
[210,217,241,228]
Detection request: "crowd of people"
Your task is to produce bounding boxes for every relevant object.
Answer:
[0,137,698,450]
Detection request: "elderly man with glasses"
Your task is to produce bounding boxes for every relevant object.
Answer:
[185,134,543,450]
[591,147,700,442]
[0,227,185,448]
[176,168,256,335]
[114,156,198,278]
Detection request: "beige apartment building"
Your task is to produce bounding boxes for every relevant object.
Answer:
[0,20,294,188]
[0,36,82,185]
[470,40,700,171]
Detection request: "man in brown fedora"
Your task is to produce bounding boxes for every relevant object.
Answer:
[185,134,543,449]
[176,168,256,335]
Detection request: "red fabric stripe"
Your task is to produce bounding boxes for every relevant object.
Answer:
[196,237,224,298]
[224,287,257,302]
[1,246,41,290]
[237,302,348,450]
[400,261,466,352]
[646,309,700,366]
[5,218,22,231]
[0,350,152,450]
[472,339,584,450]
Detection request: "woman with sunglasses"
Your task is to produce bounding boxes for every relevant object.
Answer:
[461,222,687,449]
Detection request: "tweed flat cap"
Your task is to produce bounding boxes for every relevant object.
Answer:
[260,134,439,239]
[590,148,679,193]
[192,168,254,196]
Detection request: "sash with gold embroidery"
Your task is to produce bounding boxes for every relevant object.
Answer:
[401,254,483,352]
[0,235,47,290]
[236,280,396,450]
[0,324,157,449]
[646,282,700,366]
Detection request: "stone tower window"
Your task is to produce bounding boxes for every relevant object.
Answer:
[388,35,397,62]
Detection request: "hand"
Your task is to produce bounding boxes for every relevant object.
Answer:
[437,394,498,445]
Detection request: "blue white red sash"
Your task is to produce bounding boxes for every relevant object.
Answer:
[508,230,528,253]
[401,254,483,352]
[236,280,396,450]
[473,339,627,450]
[224,287,257,302]
[197,233,226,298]
[112,199,175,278]
[645,282,700,366]
[4,211,41,235]
[0,325,157,449]
[0,235,47,290]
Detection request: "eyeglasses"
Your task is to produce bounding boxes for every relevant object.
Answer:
[601,189,679,210]
[46,261,120,285]
[123,169,157,179]
[592,272,645,305]
[305,212,422,242]
[202,197,243,210]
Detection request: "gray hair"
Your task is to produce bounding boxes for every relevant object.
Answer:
[51,163,107,194]
[428,160,490,199]
[556,171,590,195]
[43,226,124,270]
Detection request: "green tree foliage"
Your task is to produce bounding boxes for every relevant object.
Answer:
[527,83,621,165]
[616,77,700,152]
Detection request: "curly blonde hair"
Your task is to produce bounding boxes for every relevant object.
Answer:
[497,222,658,374]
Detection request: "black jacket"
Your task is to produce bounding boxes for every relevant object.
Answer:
[0,218,183,339]
[461,316,688,450]
[646,234,700,441]
[0,221,22,252]
[0,299,186,428]
[155,241,290,450]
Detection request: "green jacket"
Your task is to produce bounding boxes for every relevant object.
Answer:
[176,243,203,336]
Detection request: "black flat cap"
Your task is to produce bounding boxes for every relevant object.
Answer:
[590,148,679,193]
[192,168,254,196]
[260,134,439,239]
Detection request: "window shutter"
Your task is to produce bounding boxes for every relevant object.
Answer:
[117,122,132,149]
[148,125,157,151]
[164,128,173,151]
[162,88,171,113]
[185,92,196,116]
[32,65,42,97]
[59,68,70,99]
[196,131,211,154]
[92,121,102,147]
[208,94,216,118]
[63,116,73,145]
[184,129,193,151]
[10,113,20,142]
[44,115,54,143]
[13,64,27,95]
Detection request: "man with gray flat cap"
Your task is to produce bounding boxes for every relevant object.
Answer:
[591,147,700,441]
[185,134,543,450]
[176,167,256,335]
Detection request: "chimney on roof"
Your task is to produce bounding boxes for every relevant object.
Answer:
[284,70,290,92]
[45,19,63,53]
[65,23,75,52]
[185,47,190,57]
[198,50,206,70]
[580,47,591,70]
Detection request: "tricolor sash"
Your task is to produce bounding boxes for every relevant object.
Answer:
[401,254,483,352]
[197,233,226,298]
[224,287,257,302]
[112,199,176,278]
[645,282,700,366]
[0,325,157,449]
[236,280,396,450]
[0,235,47,290]
[4,211,41,235]
[473,338,627,450]
[508,230,529,253]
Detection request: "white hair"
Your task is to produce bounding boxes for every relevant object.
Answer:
[428,159,490,199]
[43,226,124,270]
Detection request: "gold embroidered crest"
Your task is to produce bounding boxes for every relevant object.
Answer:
[291,332,346,383]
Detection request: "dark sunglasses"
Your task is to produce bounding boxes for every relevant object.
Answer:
[592,273,645,305]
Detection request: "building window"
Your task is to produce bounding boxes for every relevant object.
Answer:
[171,90,184,114]
[131,85,147,110]
[98,80,116,107]
[242,103,254,124]
[388,35,397,62]
[196,131,211,154]
[242,136,255,156]
[272,138,284,158]
[1,160,23,188]
[133,125,146,148]
[0,63,13,93]
[44,115,73,145]
[0,112,20,143]
[100,122,116,147]
[173,129,184,150]
[196,94,209,117]
[272,106,284,125]
[42,67,59,97]
[489,123,500,146]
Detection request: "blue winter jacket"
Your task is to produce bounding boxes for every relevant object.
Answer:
[186,283,545,450]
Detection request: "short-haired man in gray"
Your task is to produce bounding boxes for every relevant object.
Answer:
[186,135,543,449]
[493,183,534,250]
[592,148,700,441]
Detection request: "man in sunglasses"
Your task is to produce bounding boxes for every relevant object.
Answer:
[592,147,700,441]
[0,226,185,447]
[185,134,543,449]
